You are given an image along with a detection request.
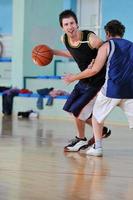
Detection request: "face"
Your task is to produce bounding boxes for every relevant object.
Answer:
[61,17,78,38]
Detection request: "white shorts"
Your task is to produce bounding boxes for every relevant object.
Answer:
[93,91,133,128]
[78,96,97,121]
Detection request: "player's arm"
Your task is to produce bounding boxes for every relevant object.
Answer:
[63,42,109,83]
[52,35,72,58]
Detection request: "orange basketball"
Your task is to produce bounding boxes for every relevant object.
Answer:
[32,44,53,66]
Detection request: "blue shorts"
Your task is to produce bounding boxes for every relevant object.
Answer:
[63,81,100,117]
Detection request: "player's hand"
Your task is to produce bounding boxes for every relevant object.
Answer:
[63,73,75,84]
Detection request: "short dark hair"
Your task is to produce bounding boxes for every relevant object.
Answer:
[59,9,78,27]
[104,20,125,37]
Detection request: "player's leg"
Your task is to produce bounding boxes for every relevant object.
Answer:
[64,97,96,152]
[75,117,86,139]
[87,92,120,156]
[80,96,111,146]
[120,99,133,129]
[86,116,104,156]
[64,83,88,152]
[86,117,111,146]
[64,117,88,152]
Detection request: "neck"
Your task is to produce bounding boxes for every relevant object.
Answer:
[109,35,121,39]
[70,31,81,43]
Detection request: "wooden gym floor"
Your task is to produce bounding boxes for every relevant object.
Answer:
[0,115,133,200]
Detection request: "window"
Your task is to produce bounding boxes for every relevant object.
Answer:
[77,0,101,35]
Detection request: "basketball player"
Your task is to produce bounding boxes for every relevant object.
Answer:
[64,20,133,156]
[52,10,111,152]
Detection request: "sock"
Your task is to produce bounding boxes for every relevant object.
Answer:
[95,139,102,149]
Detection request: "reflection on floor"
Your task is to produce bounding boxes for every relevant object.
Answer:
[0,115,133,200]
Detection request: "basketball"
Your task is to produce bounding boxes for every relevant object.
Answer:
[32,44,53,66]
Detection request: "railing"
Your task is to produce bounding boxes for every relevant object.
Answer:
[0,57,12,62]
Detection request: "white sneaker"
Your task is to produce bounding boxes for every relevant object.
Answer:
[86,145,103,157]
[29,112,39,118]
[64,137,88,152]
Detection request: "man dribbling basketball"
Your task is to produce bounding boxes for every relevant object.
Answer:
[52,10,111,152]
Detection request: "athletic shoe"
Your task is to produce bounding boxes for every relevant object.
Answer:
[64,136,88,152]
[86,145,103,157]
[87,126,111,147]
[29,111,39,118]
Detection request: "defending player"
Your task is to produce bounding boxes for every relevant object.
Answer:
[53,10,111,152]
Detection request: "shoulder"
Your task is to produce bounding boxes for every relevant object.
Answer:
[82,30,95,37]
[99,41,109,50]
[98,41,109,56]
[89,33,103,49]
[81,30,103,49]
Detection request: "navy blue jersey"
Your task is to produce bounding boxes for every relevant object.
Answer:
[102,38,133,98]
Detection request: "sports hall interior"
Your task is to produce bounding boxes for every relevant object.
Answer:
[0,0,133,200]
